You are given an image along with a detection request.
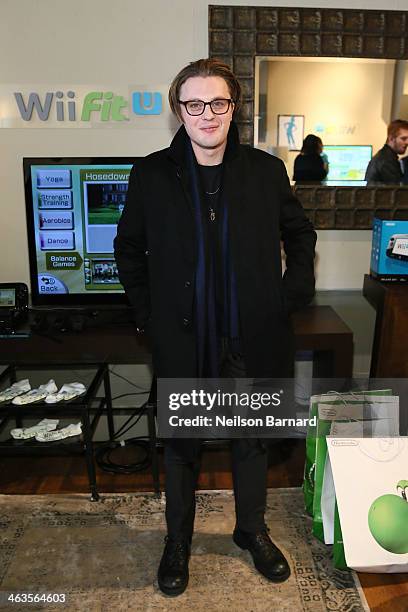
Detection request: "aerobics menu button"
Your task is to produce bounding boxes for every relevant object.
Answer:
[40,231,75,251]
[36,169,71,189]
[39,211,74,230]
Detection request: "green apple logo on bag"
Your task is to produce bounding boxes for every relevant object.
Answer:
[368,480,408,554]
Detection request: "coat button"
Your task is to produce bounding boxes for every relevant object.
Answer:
[184,280,191,288]
[183,317,190,326]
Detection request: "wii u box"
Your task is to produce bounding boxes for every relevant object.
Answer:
[370,218,408,281]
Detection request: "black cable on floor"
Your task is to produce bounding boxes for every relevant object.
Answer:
[95,401,154,474]
[95,437,151,474]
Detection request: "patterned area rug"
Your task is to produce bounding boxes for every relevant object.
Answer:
[0,488,368,612]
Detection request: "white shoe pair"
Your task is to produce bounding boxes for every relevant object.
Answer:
[11,418,59,440]
[0,379,31,402]
[11,381,86,405]
[12,380,58,405]
[35,422,82,442]
[11,420,82,442]
[45,382,86,404]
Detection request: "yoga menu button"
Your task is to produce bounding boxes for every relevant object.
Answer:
[36,169,72,188]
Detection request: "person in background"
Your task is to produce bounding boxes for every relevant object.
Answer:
[365,119,408,184]
[293,134,328,183]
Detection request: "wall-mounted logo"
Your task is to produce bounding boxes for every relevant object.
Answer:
[314,123,357,136]
[13,89,163,122]
[132,92,162,116]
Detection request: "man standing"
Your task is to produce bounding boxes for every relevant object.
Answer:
[114,59,316,596]
[365,119,408,184]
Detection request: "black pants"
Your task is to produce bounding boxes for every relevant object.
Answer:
[164,343,268,539]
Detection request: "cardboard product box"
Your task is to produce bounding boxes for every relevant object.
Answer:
[370,218,408,281]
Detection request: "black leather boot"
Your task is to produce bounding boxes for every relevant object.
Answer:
[233,528,290,582]
[157,536,191,596]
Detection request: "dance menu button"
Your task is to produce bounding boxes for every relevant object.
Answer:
[38,190,72,209]
[36,169,71,189]
[40,231,75,250]
[39,211,74,230]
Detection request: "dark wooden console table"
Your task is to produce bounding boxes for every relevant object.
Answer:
[0,305,353,376]
[0,305,353,496]
[363,274,408,378]
[363,274,408,435]
[293,305,353,379]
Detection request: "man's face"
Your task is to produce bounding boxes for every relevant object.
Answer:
[388,129,408,155]
[178,76,234,160]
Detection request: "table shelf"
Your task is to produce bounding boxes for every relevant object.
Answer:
[0,363,113,501]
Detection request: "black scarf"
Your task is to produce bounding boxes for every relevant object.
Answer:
[185,138,240,377]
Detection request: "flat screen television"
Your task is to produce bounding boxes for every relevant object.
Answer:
[323,145,372,182]
[24,157,138,306]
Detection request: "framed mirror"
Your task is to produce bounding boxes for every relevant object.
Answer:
[254,56,408,186]
[209,5,408,229]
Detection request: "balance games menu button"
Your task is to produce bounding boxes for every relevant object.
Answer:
[40,231,75,250]
[36,169,71,188]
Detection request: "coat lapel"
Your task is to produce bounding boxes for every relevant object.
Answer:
[224,150,251,279]
[167,125,194,217]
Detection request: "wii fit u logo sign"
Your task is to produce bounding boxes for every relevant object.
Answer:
[13,89,163,122]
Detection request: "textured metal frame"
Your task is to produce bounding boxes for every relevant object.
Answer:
[208,5,408,229]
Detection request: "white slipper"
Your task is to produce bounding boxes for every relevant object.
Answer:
[12,380,58,405]
[11,418,59,440]
[0,379,31,403]
[45,382,86,404]
[35,422,82,442]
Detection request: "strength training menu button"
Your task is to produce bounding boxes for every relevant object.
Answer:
[38,190,73,209]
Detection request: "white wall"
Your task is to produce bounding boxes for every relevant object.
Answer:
[1,0,406,292]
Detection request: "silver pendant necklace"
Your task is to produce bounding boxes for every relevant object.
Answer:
[202,165,222,222]
[205,185,221,195]
[206,185,220,221]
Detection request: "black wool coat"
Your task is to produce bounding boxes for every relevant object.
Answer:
[114,123,317,378]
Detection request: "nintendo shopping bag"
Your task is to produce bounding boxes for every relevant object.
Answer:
[303,391,361,517]
[328,437,408,572]
[312,393,397,543]
[303,389,392,518]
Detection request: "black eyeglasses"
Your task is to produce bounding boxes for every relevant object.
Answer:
[178,98,233,116]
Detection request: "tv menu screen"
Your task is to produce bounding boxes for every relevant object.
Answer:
[323,145,372,181]
[28,163,133,297]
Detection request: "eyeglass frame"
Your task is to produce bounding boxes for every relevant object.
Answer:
[177,98,234,116]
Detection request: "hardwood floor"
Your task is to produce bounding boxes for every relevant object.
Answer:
[0,440,407,610]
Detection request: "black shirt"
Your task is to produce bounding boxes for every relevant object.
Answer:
[197,163,224,333]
